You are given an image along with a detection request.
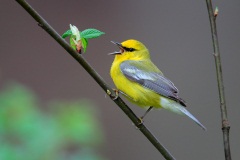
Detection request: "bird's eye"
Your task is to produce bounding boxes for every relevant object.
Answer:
[128,48,134,52]
[124,47,135,52]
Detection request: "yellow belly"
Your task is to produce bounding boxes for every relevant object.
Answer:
[110,61,161,108]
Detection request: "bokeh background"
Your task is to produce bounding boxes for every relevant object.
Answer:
[1,0,240,159]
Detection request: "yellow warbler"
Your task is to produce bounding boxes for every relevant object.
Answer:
[109,39,206,130]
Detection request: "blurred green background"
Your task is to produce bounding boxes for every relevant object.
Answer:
[0,83,106,160]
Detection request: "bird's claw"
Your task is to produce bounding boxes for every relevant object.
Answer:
[138,117,144,125]
[107,89,119,100]
[134,117,144,129]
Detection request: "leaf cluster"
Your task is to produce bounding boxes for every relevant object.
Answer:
[62,28,104,52]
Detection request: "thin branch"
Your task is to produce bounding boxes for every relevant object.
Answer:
[205,1,231,160]
[15,0,175,159]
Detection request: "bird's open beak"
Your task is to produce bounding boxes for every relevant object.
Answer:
[108,41,124,55]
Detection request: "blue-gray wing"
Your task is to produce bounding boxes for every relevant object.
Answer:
[120,60,186,106]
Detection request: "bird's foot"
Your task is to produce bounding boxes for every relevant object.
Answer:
[107,89,119,100]
[138,117,144,125]
[133,117,144,130]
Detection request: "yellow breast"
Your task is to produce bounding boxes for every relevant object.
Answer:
[110,59,161,108]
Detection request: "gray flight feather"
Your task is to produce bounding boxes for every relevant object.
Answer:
[120,60,186,106]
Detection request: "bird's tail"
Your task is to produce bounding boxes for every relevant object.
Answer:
[160,97,206,130]
[176,105,206,131]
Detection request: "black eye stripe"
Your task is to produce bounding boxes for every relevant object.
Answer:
[123,47,136,52]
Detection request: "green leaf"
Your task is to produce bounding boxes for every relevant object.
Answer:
[70,35,77,50]
[81,38,88,52]
[81,29,105,39]
[62,29,72,38]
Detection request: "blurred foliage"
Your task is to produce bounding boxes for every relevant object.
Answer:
[0,83,106,160]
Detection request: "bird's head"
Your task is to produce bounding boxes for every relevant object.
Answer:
[109,39,150,60]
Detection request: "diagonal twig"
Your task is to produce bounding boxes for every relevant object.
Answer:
[15,0,176,159]
[205,1,232,160]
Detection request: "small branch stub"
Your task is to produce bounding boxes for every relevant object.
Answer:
[214,7,219,18]
[222,120,230,130]
[213,52,218,57]
[37,22,43,27]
